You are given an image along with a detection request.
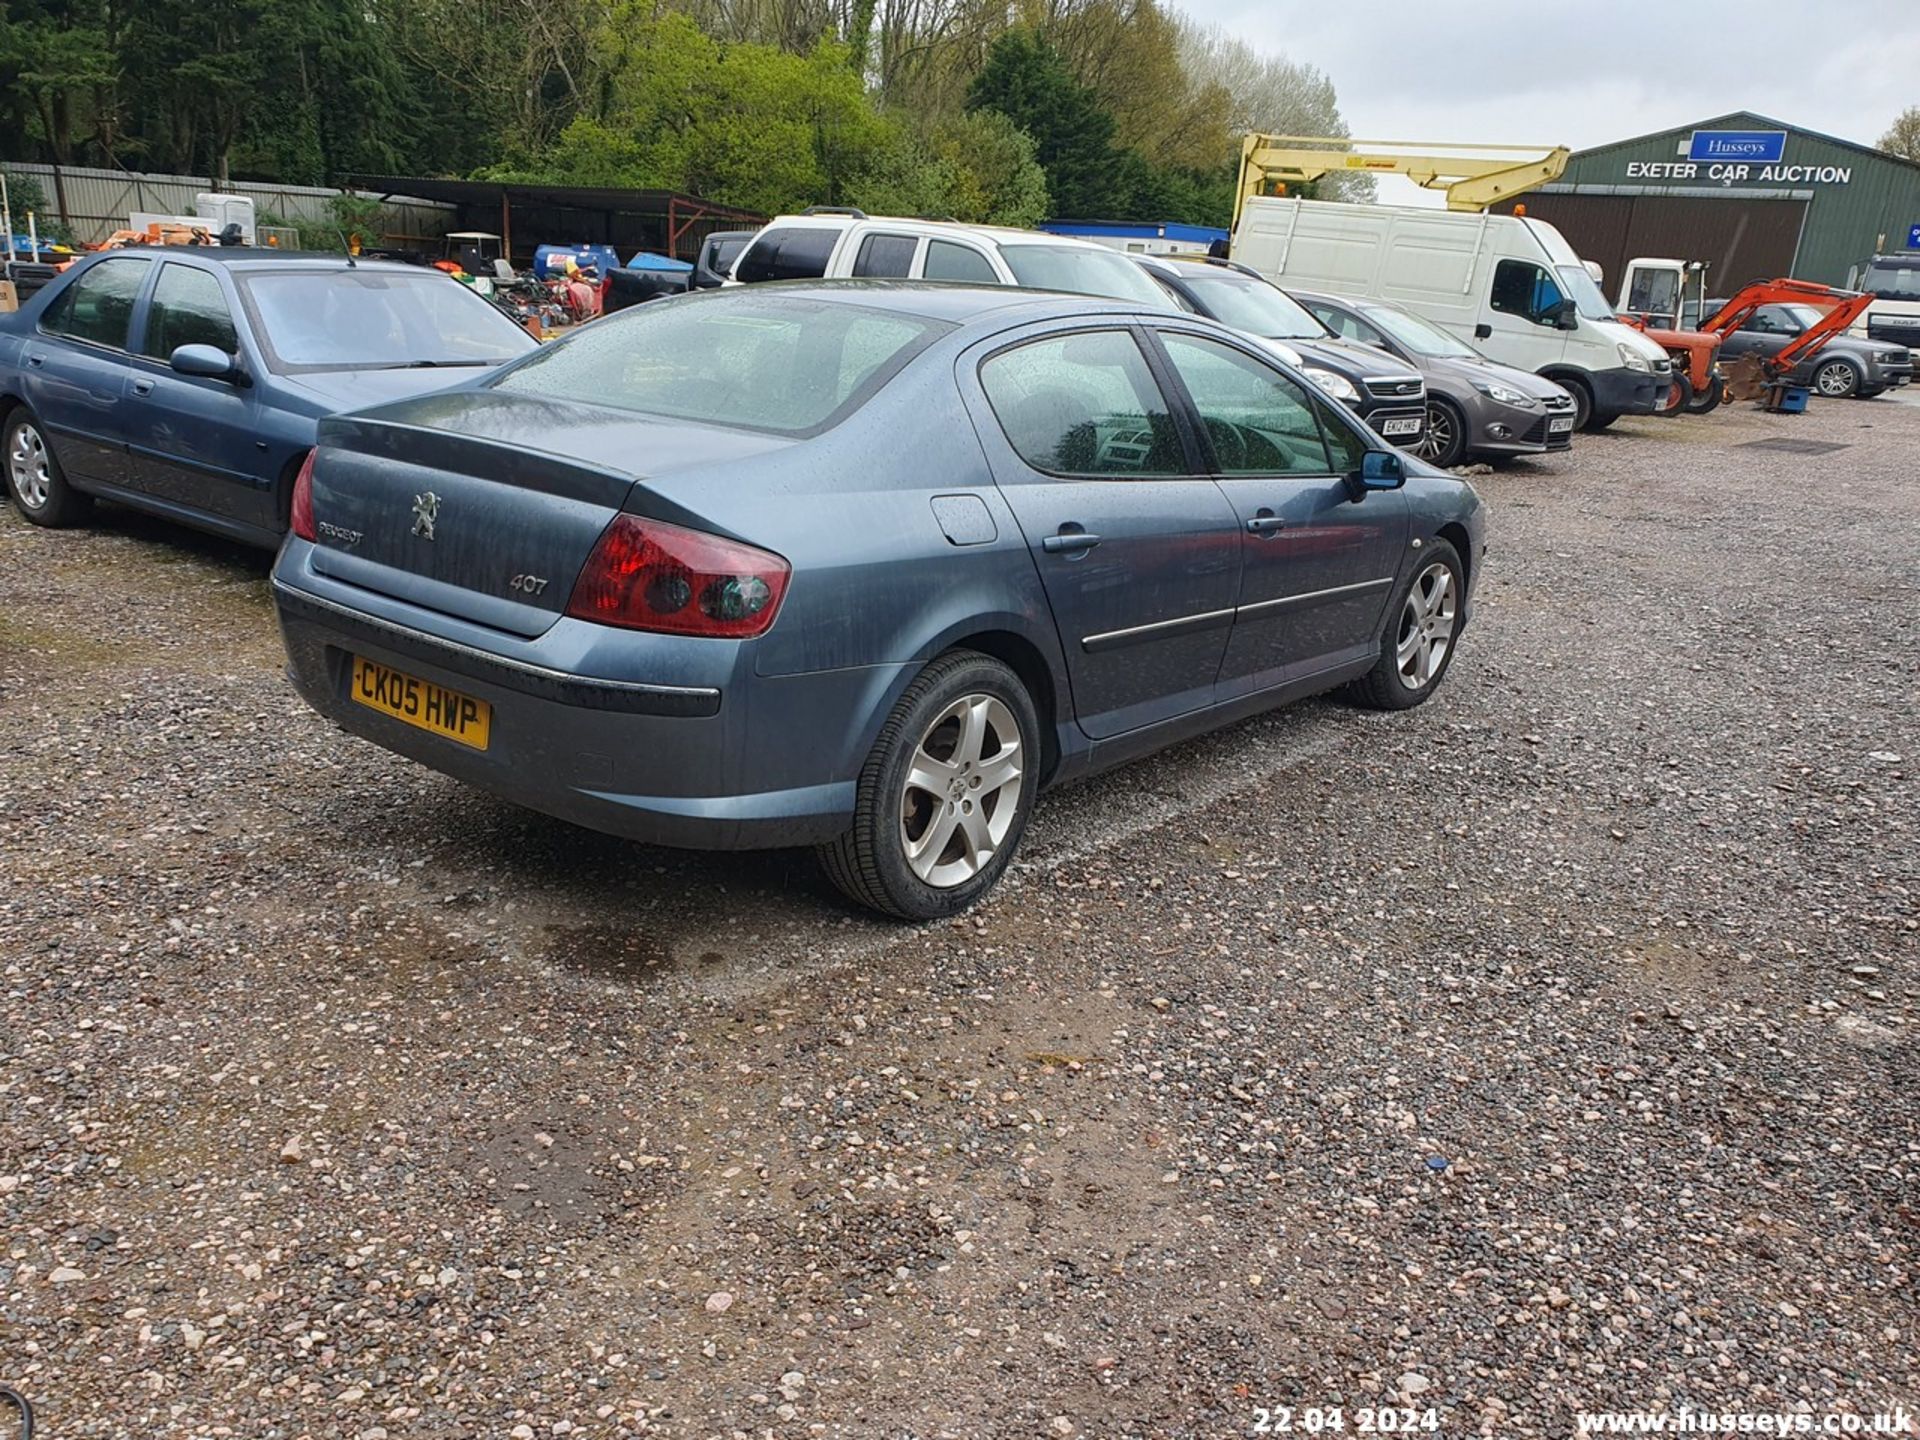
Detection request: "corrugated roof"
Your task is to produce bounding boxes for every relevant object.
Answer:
[342,176,764,219]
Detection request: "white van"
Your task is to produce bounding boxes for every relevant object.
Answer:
[1233,197,1672,431]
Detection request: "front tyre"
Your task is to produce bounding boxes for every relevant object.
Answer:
[1812,358,1860,399]
[1654,371,1694,416]
[1417,397,1468,469]
[3,408,90,527]
[1348,540,1465,712]
[819,651,1040,920]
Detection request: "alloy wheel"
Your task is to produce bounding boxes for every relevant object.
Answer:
[7,422,51,510]
[899,693,1023,888]
[1395,561,1457,691]
[1814,361,1857,398]
[1416,403,1456,464]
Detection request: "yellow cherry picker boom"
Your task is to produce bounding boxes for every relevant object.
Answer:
[1232,136,1572,229]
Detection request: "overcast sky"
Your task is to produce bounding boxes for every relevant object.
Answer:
[1176,0,1920,206]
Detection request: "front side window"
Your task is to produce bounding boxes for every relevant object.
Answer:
[1491,259,1567,327]
[1158,332,1331,476]
[144,263,239,359]
[980,329,1185,478]
[494,292,946,437]
[923,240,999,284]
[734,226,839,284]
[853,233,919,278]
[42,257,151,349]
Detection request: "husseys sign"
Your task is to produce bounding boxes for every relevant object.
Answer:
[1622,129,1852,186]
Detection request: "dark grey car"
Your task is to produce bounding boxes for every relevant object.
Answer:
[273,283,1485,919]
[1713,302,1914,398]
[1294,291,1577,469]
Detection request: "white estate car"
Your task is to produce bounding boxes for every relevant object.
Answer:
[728,208,1176,308]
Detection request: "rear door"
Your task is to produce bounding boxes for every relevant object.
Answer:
[1150,327,1406,691]
[123,260,271,528]
[963,323,1241,740]
[17,255,154,487]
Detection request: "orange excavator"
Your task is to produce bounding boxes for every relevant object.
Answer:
[1696,279,1873,410]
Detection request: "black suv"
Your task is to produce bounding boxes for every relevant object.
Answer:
[1133,255,1428,450]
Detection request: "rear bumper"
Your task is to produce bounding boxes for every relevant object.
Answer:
[1587,365,1664,417]
[271,548,888,851]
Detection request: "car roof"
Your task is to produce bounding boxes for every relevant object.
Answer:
[70,248,425,273]
[757,213,1120,254]
[704,279,1153,326]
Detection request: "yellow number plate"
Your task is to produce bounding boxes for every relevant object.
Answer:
[350,655,492,751]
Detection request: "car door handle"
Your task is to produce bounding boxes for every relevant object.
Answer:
[1245,513,1286,535]
[25,354,44,368]
[1042,528,1101,554]
[132,379,154,396]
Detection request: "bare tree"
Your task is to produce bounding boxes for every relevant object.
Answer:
[1175,21,1374,201]
[1881,106,1920,163]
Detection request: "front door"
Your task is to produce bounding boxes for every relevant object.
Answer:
[1481,255,1571,375]
[968,325,1242,740]
[16,254,154,487]
[123,260,270,528]
[1151,328,1407,693]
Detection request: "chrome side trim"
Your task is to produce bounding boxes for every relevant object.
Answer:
[1235,576,1395,621]
[1082,606,1236,655]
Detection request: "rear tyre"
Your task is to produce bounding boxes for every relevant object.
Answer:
[1812,358,1860,398]
[3,408,90,527]
[1348,540,1465,712]
[1654,372,1694,416]
[1683,377,1724,414]
[1416,397,1468,469]
[818,651,1040,921]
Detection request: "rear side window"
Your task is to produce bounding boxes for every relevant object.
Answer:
[143,263,239,359]
[493,292,947,437]
[980,329,1185,478]
[42,257,151,349]
[734,226,839,283]
[852,234,919,278]
[924,241,999,284]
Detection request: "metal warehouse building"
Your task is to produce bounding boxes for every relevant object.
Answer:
[1495,111,1920,295]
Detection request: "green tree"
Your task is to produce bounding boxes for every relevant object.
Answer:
[1882,106,1920,163]
[966,30,1115,219]
[849,109,1048,226]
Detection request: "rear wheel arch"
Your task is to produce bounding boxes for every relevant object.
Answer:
[931,630,1061,786]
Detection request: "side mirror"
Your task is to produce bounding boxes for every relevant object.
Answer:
[170,343,241,382]
[1350,449,1405,498]
[1548,297,1579,330]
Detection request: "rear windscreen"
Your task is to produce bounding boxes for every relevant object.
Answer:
[491,292,949,436]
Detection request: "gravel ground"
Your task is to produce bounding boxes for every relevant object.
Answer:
[2,395,1916,1439]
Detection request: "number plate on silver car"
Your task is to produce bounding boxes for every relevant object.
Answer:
[1549,416,1575,433]
[1379,417,1422,437]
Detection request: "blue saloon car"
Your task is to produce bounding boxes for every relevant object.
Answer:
[0,249,536,546]
[273,283,1485,919]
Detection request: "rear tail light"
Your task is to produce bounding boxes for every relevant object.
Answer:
[566,514,790,639]
[289,448,317,541]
